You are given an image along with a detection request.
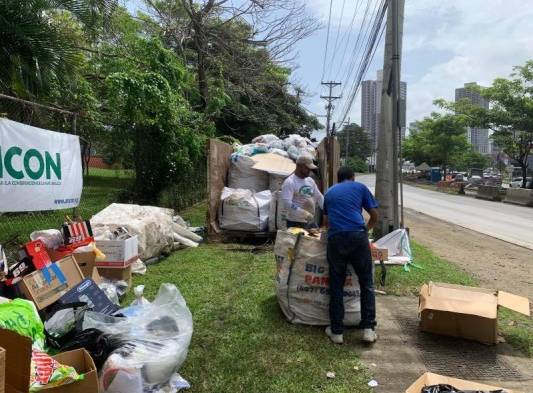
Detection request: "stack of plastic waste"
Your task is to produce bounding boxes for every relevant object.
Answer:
[91,204,203,260]
[219,187,271,232]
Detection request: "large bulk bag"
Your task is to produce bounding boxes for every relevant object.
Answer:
[268,191,286,233]
[219,188,270,232]
[227,154,269,192]
[269,174,286,192]
[274,230,361,326]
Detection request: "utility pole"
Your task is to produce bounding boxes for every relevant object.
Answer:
[321,81,341,137]
[375,0,405,236]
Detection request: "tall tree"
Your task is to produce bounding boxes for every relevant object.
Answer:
[403,113,469,179]
[436,60,533,188]
[337,123,371,162]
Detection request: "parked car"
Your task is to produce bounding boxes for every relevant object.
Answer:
[509,177,532,188]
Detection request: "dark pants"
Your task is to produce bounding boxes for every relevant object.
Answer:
[327,231,376,334]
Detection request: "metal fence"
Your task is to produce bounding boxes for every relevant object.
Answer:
[0,95,206,248]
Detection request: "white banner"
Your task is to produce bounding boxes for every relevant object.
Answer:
[0,118,82,212]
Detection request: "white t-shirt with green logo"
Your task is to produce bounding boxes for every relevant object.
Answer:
[281,174,324,223]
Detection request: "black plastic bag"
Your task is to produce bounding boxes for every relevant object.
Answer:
[421,385,507,393]
[60,328,125,370]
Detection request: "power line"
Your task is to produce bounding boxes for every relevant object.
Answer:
[320,0,334,82]
[334,0,387,126]
[326,0,347,72]
[332,0,364,81]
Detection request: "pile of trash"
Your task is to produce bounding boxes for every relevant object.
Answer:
[0,204,199,392]
[221,133,318,233]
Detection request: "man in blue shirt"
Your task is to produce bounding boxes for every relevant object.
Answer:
[323,166,379,344]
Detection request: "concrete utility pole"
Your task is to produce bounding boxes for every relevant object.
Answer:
[375,0,405,236]
[321,81,341,137]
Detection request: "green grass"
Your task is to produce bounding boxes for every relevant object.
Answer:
[179,201,207,227]
[0,170,132,244]
[376,241,477,296]
[124,243,372,393]
[499,308,533,357]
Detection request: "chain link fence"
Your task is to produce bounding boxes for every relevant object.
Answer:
[0,95,207,248]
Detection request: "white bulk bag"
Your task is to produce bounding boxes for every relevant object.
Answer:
[227,154,269,192]
[269,174,286,192]
[268,191,286,233]
[374,228,412,265]
[274,231,361,326]
[219,188,271,232]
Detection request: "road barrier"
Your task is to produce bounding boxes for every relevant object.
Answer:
[476,185,503,201]
[503,188,533,207]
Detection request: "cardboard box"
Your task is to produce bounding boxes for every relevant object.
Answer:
[0,329,98,393]
[57,278,119,315]
[371,247,388,261]
[95,236,138,268]
[18,256,84,310]
[71,253,101,284]
[97,265,132,287]
[406,372,512,393]
[419,282,530,344]
[0,347,5,393]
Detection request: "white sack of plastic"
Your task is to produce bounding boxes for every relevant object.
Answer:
[219,188,271,232]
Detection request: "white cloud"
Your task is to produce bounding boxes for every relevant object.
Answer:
[297,0,533,128]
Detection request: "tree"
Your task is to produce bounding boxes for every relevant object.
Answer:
[0,0,116,97]
[436,61,533,188]
[402,113,469,179]
[453,150,490,172]
[337,123,371,164]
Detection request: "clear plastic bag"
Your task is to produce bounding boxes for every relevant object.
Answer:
[83,284,193,389]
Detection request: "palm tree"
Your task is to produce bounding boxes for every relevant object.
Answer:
[0,0,116,97]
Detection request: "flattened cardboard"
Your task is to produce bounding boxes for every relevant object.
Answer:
[405,372,512,393]
[419,282,530,344]
[498,291,531,316]
[0,347,5,393]
[95,236,138,268]
[251,153,296,176]
[18,256,84,310]
[0,329,98,393]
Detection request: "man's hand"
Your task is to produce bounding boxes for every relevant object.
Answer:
[304,210,315,223]
[367,208,379,230]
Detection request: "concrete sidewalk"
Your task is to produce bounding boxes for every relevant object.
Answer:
[356,296,533,392]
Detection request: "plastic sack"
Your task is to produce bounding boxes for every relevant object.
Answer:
[83,283,193,388]
[270,148,289,158]
[283,134,308,149]
[44,302,89,348]
[0,298,45,349]
[131,258,147,275]
[131,285,150,307]
[0,244,8,277]
[99,281,120,305]
[30,229,64,250]
[374,228,412,265]
[268,191,286,233]
[219,187,271,232]
[234,143,269,156]
[269,174,286,192]
[286,145,300,161]
[252,134,279,145]
[421,385,507,393]
[60,328,124,370]
[30,349,84,391]
[227,153,269,192]
[274,231,361,326]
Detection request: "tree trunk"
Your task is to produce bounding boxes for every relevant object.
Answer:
[521,164,528,188]
[195,34,208,109]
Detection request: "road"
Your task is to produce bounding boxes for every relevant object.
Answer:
[358,174,533,250]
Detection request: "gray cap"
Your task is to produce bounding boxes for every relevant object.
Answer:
[296,154,318,170]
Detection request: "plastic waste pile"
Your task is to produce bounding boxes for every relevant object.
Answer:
[91,203,202,259]
[222,133,318,233]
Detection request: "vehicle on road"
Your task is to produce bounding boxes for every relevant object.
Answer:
[509,177,532,188]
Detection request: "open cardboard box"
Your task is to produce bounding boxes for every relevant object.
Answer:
[0,329,98,393]
[406,372,512,393]
[95,235,138,268]
[419,282,530,344]
[47,249,101,284]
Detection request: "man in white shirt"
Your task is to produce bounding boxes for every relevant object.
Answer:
[281,154,324,229]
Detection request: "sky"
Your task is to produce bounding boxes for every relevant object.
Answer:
[295,0,533,140]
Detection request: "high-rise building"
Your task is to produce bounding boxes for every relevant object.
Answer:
[455,83,490,155]
[361,70,406,150]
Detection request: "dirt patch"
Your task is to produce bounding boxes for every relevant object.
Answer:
[404,209,532,298]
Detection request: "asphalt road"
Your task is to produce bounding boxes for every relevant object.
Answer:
[358,174,533,250]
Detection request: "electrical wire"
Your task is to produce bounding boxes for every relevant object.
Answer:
[332,0,364,81]
[334,0,388,126]
[320,0,335,82]
[326,0,347,72]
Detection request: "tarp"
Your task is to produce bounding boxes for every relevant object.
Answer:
[416,162,431,171]
[374,228,412,265]
[0,118,82,212]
